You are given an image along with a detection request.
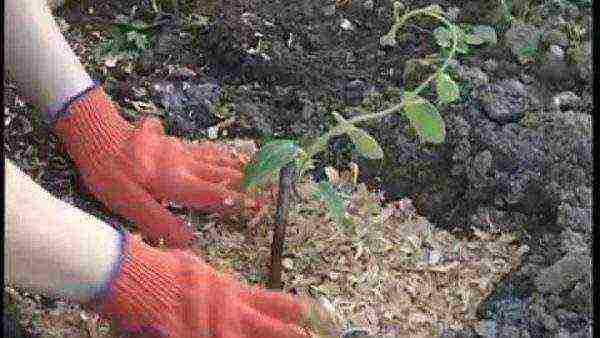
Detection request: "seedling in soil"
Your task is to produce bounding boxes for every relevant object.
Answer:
[245,1,497,222]
[243,2,497,293]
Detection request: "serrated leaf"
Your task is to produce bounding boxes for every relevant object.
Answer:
[243,140,301,189]
[464,25,497,45]
[314,180,346,224]
[347,128,384,160]
[402,94,446,144]
[436,72,460,104]
[433,27,452,48]
[331,113,384,160]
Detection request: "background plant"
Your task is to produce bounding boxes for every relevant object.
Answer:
[93,14,154,65]
[93,7,211,67]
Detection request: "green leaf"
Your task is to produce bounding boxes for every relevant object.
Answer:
[464,25,497,45]
[433,27,452,48]
[313,180,346,224]
[347,128,384,160]
[402,94,446,144]
[518,45,538,57]
[436,72,460,104]
[243,140,301,189]
[331,113,383,160]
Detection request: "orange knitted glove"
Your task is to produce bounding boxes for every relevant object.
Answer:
[53,85,264,247]
[93,234,337,338]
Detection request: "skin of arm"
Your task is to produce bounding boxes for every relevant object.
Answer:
[4,159,121,303]
[4,0,94,118]
[46,0,66,11]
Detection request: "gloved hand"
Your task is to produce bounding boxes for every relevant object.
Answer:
[54,85,266,247]
[93,233,337,338]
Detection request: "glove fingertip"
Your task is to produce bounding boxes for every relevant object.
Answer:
[138,117,166,135]
[136,205,195,248]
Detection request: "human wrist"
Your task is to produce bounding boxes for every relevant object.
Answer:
[82,227,127,303]
[43,77,98,125]
[91,234,185,333]
[53,85,134,162]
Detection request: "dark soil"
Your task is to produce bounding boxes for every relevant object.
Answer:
[4,0,593,337]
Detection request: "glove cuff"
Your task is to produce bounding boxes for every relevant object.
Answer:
[45,80,102,126]
[91,233,185,334]
[87,225,128,302]
[53,84,134,170]
[54,83,133,137]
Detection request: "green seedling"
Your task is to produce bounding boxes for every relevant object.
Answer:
[243,140,303,191]
[244,2,497,214]
[244,4,498,289]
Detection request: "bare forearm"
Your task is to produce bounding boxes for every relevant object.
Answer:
[4,0,94,119]
[4,160,121,303]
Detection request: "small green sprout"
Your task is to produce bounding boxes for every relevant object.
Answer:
[244,1,497,225]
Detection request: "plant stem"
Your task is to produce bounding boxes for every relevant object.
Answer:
[297,6,460,179]
[269,163,294,290]
[301,7,458,169]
